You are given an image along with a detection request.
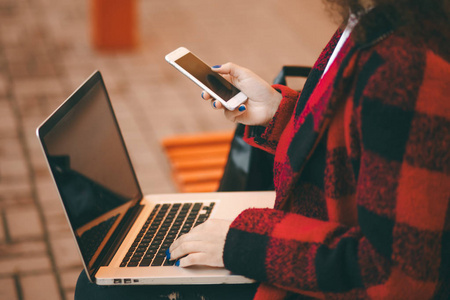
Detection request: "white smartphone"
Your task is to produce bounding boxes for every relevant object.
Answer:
[165,47,248,111]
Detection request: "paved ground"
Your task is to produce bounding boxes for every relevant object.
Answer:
[0,0,335,299]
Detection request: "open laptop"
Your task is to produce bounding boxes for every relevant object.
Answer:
[36,71,275,286]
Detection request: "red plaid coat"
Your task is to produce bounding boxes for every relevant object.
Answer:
[223,7,450,300]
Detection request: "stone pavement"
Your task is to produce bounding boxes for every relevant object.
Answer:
[0,0,335,299]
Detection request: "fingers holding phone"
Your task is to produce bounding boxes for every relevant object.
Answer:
[201,63,282,126]
[201,90,246,120]
[165,48,282,126]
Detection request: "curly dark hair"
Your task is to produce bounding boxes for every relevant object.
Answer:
[323,0,450,42]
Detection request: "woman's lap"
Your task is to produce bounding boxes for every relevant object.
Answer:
[75,271,258,300]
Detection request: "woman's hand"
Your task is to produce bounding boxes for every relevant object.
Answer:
[202,63,282,126]
[167,219,232,268]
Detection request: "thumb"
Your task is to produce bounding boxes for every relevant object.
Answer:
[212,62,247,79]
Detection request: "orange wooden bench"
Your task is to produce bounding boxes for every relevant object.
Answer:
[161,131,234,193]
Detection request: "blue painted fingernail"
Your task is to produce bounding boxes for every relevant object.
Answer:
[175,260,180,267]
[238,105,246,112]
[212,65,221,68]
[201,92,204,99]
[213,101,216,108]
[165,248,171,260]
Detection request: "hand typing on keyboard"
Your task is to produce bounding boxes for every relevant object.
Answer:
[121,202,217,268]
[167,219,232,268]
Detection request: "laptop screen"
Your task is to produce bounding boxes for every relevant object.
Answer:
[37,72,142,272]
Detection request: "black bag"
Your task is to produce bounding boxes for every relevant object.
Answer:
[217,66,311,192]
[217,123,274,191]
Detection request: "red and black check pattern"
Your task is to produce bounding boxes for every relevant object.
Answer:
[223,7,450,300]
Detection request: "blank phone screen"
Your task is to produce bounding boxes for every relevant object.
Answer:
[175,53,240,101]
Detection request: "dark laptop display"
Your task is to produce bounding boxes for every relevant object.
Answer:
[38,72,143,273]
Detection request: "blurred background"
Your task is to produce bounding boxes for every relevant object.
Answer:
[0,0,335,299]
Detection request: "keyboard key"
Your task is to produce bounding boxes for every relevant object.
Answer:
[129,257,141,262]
[193,203,202,211]
[139,259,152,266]
[161,242,172,249]
[156,250,166,256]
[127,261,139,267]
[148,244,159,251]
[153,236,164,243]
[151,257,165,266]
[164,260,176,266]
[145,248,157,255]
[145,231,156,238]
[166,232,177,238]
[144,253,155,259]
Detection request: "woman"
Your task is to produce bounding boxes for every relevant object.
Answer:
[76,0,450,299]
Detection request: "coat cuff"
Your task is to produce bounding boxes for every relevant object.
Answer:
[223,208,286,281]
[243,85,299,154]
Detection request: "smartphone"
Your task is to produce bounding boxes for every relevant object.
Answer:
[165,47,247,111]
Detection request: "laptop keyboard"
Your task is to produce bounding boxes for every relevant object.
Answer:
[120,202,215,267]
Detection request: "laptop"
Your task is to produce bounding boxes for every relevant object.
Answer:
[36,71,275,286]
